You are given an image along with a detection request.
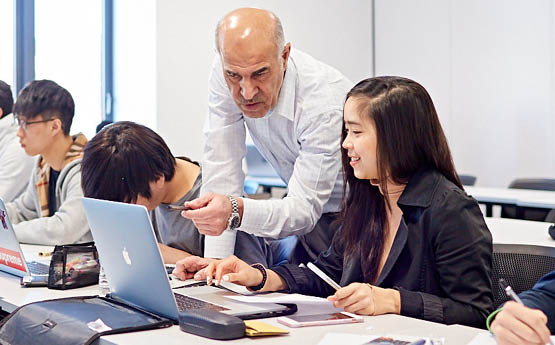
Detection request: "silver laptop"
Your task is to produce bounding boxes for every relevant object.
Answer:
[82,197,287,321]
[0,199,50,278]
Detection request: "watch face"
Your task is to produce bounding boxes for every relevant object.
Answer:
[230,214,240,229]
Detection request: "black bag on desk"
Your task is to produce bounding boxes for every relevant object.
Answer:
[48,242,100,290]
[0,296,173,345]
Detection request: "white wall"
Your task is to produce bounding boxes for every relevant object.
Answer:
[375,0,555,187]
[113,0,157,130]
[155,0,372,161]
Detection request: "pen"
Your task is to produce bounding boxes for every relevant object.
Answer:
[167,204,191,211]
[498,278,523,304]
[307,262,341,291]
[499,278,554,345]
[38,251,52,257]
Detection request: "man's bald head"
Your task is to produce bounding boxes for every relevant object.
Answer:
[215,8,291,118]
[215,8,285,58]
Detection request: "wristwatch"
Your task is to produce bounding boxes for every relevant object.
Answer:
[226,195,241,231]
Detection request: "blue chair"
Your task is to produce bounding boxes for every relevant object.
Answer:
[244,180,260,195]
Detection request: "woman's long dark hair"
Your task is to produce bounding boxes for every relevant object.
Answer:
[339,76,462,284]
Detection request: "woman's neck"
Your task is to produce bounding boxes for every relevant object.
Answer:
[370,179,406,206]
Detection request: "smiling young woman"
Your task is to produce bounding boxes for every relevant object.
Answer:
[175,76,494,328]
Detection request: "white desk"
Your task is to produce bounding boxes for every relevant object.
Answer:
[100,314,483,345]
[0,247,484,344]
[465,186,555,217]
[486,217,554,247]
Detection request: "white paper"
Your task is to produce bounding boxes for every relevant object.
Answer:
[226,292,331,304]
[224,292,343,315]
[87,318,112,333]
[468,332,555,345]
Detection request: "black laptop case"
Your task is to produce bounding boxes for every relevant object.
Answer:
[0,296,172,345]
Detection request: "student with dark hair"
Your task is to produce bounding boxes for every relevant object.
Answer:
[6,80,91,244]
[174,76,494,327]
[81,121,275,265]
[0,80,34,201]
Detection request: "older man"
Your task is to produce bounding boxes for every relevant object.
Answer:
[183,8,352,264]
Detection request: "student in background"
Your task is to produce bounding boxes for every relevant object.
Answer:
[175,77,494,327]
[0,80,34,201]
[491,270,554,345]
[6,80,91,245]
[81,121,275,266]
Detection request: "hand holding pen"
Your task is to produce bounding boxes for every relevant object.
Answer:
[490,279,553,345]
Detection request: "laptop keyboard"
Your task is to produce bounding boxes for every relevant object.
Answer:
[27,261,49,275]
[174,293,229,312]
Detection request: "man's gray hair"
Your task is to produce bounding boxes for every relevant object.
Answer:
[215,10,285,58]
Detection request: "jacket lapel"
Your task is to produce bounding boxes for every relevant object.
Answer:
[375,219,408,286]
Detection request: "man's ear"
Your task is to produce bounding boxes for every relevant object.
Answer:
[151,176,166,191]
[0,108,4,118]
[50,118,63,135]
[281,43,291,70]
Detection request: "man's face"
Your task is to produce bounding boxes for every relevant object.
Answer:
[15,114,57,157]
[221,43,290,118]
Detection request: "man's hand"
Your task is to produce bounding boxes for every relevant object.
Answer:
[181,193,239,236]
[491,301,551,345]
[173,256,214,280]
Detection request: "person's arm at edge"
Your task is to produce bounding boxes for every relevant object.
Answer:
[0,138,35,201]
[518,270,555,332]
[5,161,41,223]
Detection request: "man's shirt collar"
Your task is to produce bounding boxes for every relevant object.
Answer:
[267,56,297,121]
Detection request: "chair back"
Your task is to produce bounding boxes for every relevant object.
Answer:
[546,209,555,223]
[458,174,477,186]
[492,243,555,308]
[243,180,260,195]
[501,178,555,221]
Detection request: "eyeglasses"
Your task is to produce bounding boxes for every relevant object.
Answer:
[13,116,56,131]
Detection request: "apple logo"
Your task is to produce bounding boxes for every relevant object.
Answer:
[122,247,132,266]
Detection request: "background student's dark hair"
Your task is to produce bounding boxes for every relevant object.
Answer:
[81,121,178,203]
[339,76,462,284]
[0,80,14,118]
[13,79,74,135]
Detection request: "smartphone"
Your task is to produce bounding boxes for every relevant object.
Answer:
[167,204,191,211]
[276,312,363,328]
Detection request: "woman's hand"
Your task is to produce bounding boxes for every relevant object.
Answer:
[327,283,400,316]
[198,255,264,287]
